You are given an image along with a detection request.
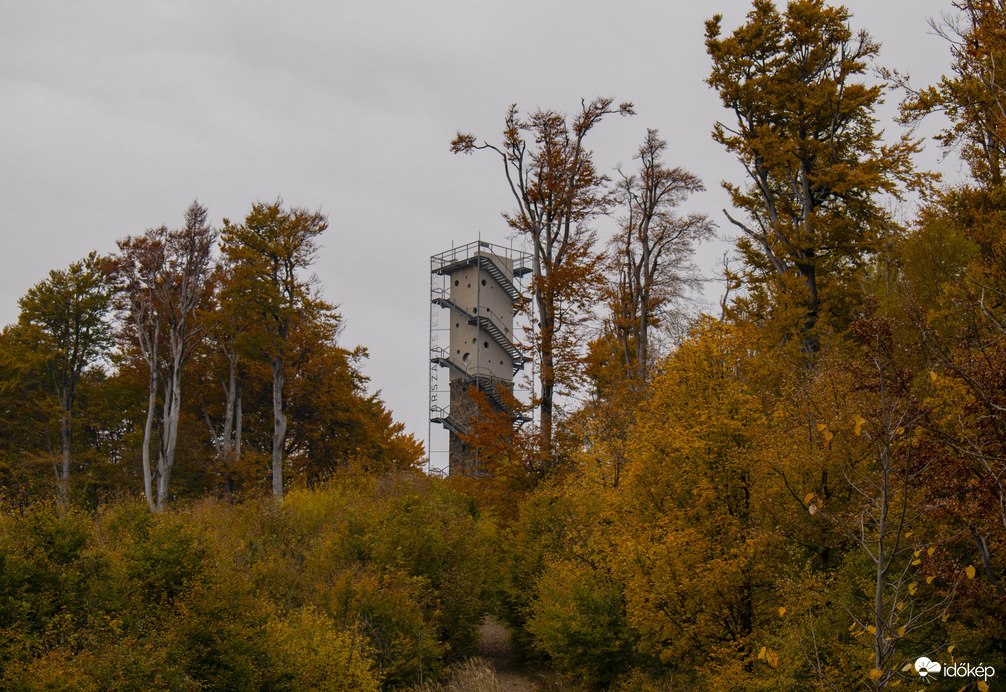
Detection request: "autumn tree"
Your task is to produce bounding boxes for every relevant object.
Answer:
[611,129,713,381]
[15,252,114,501]
[194,257,256,492]
[706,0,925,354]
[280,325,425,483]
[891,1,1006,629]
[115,201,216,510]
[901,0,1006,187]
[616,319,773,673]
[452,98,633,456]
[220,201,329,501]
[0,327,52,495]
[797,316,955,690]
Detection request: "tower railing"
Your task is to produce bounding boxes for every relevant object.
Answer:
[431,241,532,301]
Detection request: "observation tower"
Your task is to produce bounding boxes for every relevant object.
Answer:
[428,240,532,476]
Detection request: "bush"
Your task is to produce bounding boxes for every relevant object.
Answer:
[0,472,497,691]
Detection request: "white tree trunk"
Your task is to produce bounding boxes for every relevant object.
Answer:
[156,346,184,510]
[141,372,157,510]
[271,355,286,501]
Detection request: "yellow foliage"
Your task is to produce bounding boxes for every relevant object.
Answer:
[267,607,379,691]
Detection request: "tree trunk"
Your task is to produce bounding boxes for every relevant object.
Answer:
[795,257,820,356]
[637,290,650,381]
[235,381,242,465]
[271,355,286,501]
[142,369,158,510]
[58,406,71,503]
[223,353,236,462]
[637,218,652,381]
[156,349,184,510]
[536,283,554,457]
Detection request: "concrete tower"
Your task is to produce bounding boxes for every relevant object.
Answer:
[429,241,531,476]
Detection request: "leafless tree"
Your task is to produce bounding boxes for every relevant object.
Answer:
[612,129,713,381]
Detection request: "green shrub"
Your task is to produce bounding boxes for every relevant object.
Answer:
[526,558,638,689]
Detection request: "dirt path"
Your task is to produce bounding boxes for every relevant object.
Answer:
[477,617,566,692]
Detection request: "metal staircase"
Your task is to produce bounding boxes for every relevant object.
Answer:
[430,405,471,435]
[430,288,526,370]
[429,347,530,422]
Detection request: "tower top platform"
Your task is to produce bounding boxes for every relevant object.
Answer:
[431,240,532,277]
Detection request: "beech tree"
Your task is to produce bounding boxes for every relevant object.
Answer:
[612,129,713,381]
[15,252,113,501]
[116,202,216,510]
[706,0,925,353]
[452,98,633,456]
[220,201,329,501]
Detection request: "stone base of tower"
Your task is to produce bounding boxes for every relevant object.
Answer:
[448,379,480,476]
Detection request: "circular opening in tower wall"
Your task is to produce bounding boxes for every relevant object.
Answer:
[482,279,487,286]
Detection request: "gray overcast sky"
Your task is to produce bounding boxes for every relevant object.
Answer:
[1,0,958,467]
